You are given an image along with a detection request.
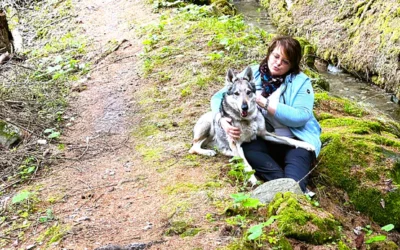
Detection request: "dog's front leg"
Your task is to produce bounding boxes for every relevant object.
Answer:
[236,144,258,186]
[262,131,315,152]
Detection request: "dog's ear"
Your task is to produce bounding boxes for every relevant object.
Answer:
[243,66,254,82]
[243,67,256,93]
[225,68,235,95]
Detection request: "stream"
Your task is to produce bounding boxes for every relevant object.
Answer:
[234,1,400,121]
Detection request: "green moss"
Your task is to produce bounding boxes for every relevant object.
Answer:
[315,112,334,121]
[303,68,329,91]
[364,167,381,181]
[369,240,399,250]
[276,237,293,249]
[164,182,202,195]
[390,160,400,184]
[165,220,201,237]
[319,117,382,134]
[337,240,351,250]
[268,192,341,244]
[0,120,22,147]
[36,223,69,246]
[319,125,400,228]
[135,144,162,161]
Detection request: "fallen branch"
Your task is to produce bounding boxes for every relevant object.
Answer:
[93,39,128,66]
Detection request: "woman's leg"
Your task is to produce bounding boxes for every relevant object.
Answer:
[283,147,314,192]
[241,138,284,181]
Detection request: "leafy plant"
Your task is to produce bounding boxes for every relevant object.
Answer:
[230,193,261,209]
[381,224,394,232]
[12,190,33,204]
[39,209,55,223]
[364,224,394,244]
[44,128,61,139]
[228,156,256,190]
[247,216,278,240]
[365,235,386,244]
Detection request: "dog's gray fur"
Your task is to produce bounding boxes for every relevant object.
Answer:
[189,67,315,185]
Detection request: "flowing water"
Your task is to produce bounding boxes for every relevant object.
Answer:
[235,1,400,121]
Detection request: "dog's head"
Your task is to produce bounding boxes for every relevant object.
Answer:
[224,67,257,118]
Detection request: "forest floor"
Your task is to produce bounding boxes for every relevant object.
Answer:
[4,0,400,249]
[8,0,235,249]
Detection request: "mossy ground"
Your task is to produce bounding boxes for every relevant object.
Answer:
[3,0,400,248]
[133,2,400,248]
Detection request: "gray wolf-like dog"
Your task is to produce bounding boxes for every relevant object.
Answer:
[189,67,315,185]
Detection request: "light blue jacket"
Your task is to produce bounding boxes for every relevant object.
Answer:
[211,65,322,157]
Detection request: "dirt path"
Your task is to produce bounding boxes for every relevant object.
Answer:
[13,0,235,249]
[25,0,177,249]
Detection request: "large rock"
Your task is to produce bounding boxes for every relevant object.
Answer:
[268,192,341,244]
[0,120,22,148]
[250,178,303,204]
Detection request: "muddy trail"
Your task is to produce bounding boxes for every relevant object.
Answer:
[9,0,230,249]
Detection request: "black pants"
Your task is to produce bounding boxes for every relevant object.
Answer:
[242,137,315,192]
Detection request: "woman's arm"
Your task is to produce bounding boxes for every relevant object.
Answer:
[274,78,315,127]
[210,87,227,114]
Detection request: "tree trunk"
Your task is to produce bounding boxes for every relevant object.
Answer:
[0,10,13,54]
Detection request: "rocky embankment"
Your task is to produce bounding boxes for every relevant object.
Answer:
[261,0,400,101]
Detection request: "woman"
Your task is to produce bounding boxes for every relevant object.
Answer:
[210,36,321,192]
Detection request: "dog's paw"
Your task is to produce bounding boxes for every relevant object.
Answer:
[295,141,315,151]
[203,150,217,157]
[248,175,258,186]
[220,149,235,157]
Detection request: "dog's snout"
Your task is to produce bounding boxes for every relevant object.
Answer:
[241,102,248,111]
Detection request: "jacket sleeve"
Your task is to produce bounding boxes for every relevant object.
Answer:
[274,77,315,127]
[211,87,227,114]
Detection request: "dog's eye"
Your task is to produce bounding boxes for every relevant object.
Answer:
[246,90,252,95]
[234,92,240,96]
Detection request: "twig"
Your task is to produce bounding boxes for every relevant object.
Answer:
[0,117,36,136]
[93,39,129,66]
[0,180,21,193]
[34,15,76,39]
[296,155,324,187]
[93,193,105,203]
[77,136,90,160]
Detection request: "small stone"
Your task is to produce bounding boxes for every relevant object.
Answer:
[26,244,36,250]
[108,187,115,192]
[250,178,303,204]
[43,149,51,157]
[37,139,47,145]
[143,222,153,230]
[76,216,91,222]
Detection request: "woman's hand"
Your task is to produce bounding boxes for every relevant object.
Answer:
[256,94,268,109]
[256,91,279,115]
[220,117,241,140]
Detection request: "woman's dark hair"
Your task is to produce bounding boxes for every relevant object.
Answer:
[260,36,302,75]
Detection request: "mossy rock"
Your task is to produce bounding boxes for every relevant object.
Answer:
[318,114,400,228]
[267,192,341,244]
[210,0,237,16]
[303,67,329,91]
[0,120,22,148]
[369,240,399,250]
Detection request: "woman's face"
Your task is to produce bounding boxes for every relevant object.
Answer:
[267,46,291,76]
